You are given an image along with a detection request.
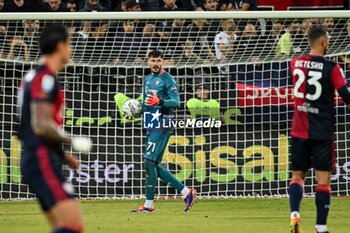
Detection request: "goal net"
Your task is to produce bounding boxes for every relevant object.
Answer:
[0,11,349,199]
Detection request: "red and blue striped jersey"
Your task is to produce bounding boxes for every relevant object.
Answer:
[290,55,347,140]
[18,64,64,147]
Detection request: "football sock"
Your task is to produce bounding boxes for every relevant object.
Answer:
[144,160,158,201]
[315,184,331,229]
[144,199,154,208]
[290,211,300,220]
[52,228,79,233]
[156,165,185,193]
[288,178,304,213]
[315,225,328,233]
[181,187,190,198]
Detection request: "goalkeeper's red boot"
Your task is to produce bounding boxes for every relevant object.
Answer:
[184,188,196,212]
[290,213,303,233]
[131,205,155,213]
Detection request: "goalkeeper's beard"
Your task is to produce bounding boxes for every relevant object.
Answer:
[151,66,161,74]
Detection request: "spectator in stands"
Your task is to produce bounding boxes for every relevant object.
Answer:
[338,21,350,69]
[271,20,284,42]
[44,0,69,12]
[141,0,159,11]
[232,0,257,11]
[179,39,200,62]
[114,0,127,11]
[100,0,112,10]
[186,14,216,62]
[66,0,78,11]
[175,18,190,39]
[113,20,147,63]
[24,19,40,58]
[143,23,155,38]
[79,0,107,11]
[160,0,181,11]
[214,19,237,60]
[218,0,234,10]
[0,0,5,12]
[3,0,43,11]
[7,20,40,60]
[234,23,262,62]
[203,0,218,11]
[322,18,335,34]
[301,19,311,36]
[193,7,219,56]
[323,18,339,51]
[34,20,40,32]
[73,21,111,63]
[291,22,308,56]
[126,0,142,11]
[147,22,181,64]
[0,25,8,58]
[275,22,300,59]
[77,0,111,10]
[176,0,195,10]
[187,83,221,121]
[7,36,29,60]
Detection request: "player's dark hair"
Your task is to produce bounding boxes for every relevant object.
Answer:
[148,50,163,59]
[39,24,68,55]
[308,25,328,45]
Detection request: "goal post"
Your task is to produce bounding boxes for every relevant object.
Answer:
[0,11,349,199]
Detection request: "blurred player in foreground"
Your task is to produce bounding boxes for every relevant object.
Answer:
[18,24,92,233]
[289,25,350,233]
[128,50,196,212]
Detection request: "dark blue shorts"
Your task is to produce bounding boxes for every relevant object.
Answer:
[21,146,75,212]
[291,137,336,172]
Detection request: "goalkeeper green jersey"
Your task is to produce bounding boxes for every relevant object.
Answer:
[186,98,220,120]
[142,70,180,132]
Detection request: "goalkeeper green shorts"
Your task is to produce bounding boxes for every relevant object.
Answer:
[143,132,172,164]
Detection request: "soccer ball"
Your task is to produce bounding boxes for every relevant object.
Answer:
[122,99,142,118]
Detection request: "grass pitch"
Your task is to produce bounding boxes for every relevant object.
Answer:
[0,198,349,233]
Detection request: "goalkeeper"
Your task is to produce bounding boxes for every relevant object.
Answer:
[129,50,196,212]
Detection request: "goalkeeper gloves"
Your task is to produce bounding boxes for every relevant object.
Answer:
[145,93,163,106]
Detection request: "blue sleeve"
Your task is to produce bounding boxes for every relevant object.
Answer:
[338,85,350,105]
[162,76,180,108]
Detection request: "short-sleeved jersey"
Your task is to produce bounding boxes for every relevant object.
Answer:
[18,64,64,148]
[290,55,347,140]
[214,32,238,59]
[142,70,180,132]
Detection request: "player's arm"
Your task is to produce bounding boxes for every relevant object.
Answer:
[337,86,350,110]
[163,79,180,108]
[30,76,91,153]
[330,63,350,110]
[31,102,92,153]
[31,102,71,144]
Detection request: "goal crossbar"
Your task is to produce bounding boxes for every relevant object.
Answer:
[0,10,349,21]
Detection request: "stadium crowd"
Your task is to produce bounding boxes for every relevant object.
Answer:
[0,0,257,12]
[0,0,349,124]
[0,1,349,67]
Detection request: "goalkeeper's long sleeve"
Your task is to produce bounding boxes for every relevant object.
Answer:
[162,82,180,108]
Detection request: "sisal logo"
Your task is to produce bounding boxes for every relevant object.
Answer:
[143,110,222,129]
